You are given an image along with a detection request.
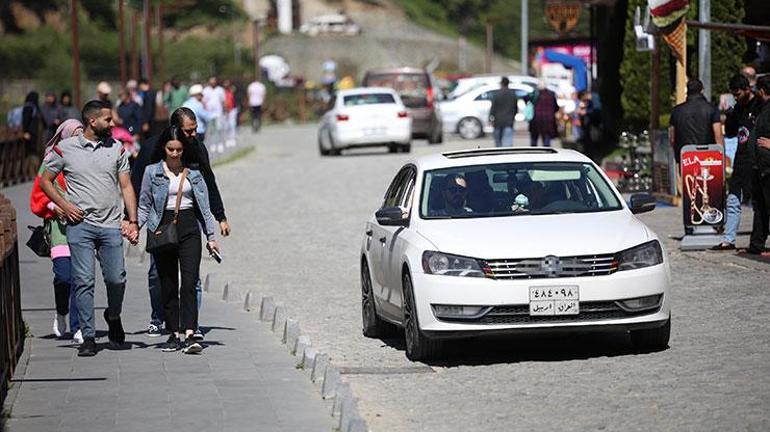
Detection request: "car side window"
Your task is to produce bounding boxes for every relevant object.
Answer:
[474,91,489,101]
[383,169,408,208]
[399,170,417,210]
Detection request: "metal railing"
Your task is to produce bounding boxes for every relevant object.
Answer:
[0,193,24,408]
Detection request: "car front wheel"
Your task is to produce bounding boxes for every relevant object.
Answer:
[457,117,482,139]
[402,271,441,361]
[361,260,389,338]
[629,317,670,351]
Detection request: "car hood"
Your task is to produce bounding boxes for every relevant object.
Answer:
[415,210,652,259]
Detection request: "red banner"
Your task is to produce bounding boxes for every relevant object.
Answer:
[680,146,725,229]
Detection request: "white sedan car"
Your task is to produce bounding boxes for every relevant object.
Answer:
[360,147,671,361]
[439,84,532,139]
[318,87,412,156]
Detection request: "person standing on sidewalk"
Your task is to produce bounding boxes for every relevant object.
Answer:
[39,100,139,357]
[713,74,762,251]
[29,119,84,343]
[489,77,518,147]
[247,78,266,132]
[137,126,219,353]
[746,76,770,255]
[529,82,559,147]
[183,84,215,143]
[131,107,230,338]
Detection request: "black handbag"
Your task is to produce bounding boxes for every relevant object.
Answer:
[145,168,188,254]
[26,223,51,257]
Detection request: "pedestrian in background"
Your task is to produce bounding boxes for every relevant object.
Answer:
[183,84,214,143]
[489,77,518,147]
[22,91,42,179]
[164,77,188,115]
[41,91,60,144]
[116,88,143,142]
[746,75,770,255]
[247,77,266,132]
[131,107,230,339]
[529,82,559,147]
[137,126,220,353]
[223,80,238,146]
[96,81,113,108]
[58,91,80,122]
[138,79,157,138]
[40,100,139,357]
[29,119,84,343]
[713,74,762,251]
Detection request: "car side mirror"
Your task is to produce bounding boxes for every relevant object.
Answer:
[629,193,656,214]
[376,206,409,226]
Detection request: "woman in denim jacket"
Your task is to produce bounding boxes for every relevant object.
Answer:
[138,126,219,354]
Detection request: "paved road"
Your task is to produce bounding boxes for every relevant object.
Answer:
[211,124,770,431]
[1,160,334,431]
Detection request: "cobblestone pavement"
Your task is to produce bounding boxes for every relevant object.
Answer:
[2,169,334,432]
[203,125,769,431]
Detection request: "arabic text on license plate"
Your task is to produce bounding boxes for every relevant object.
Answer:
[529,286,579,316]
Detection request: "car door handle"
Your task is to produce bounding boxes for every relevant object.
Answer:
[379,237,387,244]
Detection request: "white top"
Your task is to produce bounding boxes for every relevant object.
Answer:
[165,165,194,211]
[247,81,266,107]
[202,85,225,116]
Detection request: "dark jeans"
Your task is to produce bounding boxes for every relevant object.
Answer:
[749,170,770,251]
[250,105,262,131]
[155,209,202,333]
[147,254,203,326]
[52,257,79,331]
[530,132,552,147]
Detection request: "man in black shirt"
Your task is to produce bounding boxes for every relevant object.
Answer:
[131,107,230,337]
[713,75,763,250]
[489,77,518,147]
[746,76,770,255]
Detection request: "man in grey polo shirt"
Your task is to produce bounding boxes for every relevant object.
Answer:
[40,100,139,357]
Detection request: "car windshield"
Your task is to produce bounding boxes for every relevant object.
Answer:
[343,93,396,106]
[365,73,429,108]
[420,162,622,219]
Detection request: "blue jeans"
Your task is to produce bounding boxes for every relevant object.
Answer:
[148,254,202,326]
[494,126,513,147]
[530,133,552,147]
[722,193,742,245]
[52,257,79,331]
[67,222,126,339]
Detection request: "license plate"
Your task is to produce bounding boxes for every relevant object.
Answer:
[363,127,385,136]
[529,286,579,316]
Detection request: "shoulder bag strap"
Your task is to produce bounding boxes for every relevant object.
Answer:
[172,168,188,224]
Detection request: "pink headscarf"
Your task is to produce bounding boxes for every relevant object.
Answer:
[45,118,83,149]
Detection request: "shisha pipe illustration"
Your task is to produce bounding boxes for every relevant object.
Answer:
[684,166,723,225]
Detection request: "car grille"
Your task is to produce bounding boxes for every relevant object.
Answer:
[439,301,659,325]
[484,253,618,280]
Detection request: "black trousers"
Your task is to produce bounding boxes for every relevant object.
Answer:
[749,170,770,252]
[155,209,202,333]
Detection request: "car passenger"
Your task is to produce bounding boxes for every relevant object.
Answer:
[436,174,473,217]
[504,172,545,212]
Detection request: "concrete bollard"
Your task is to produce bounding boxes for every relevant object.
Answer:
[348,419,368,432]
[259,296,275,322]
[221,282,230,301]
[283,318,300,346]
[271,305,287,333]
[339,397,360,432]
[302,347,318,370]
[203,273,218,293]
[332,382,352,417]
[311,353,330,384]
[322,365,340,399]
[294,335,311,360]
[242,291,252,312]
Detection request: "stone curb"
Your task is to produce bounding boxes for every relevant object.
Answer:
[206,274,370,431]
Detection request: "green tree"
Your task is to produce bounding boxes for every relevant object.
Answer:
[708,0,745,95]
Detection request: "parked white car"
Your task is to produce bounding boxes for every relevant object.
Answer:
[439,84,532,139]
[360,147,671,360]
[318,87,412,155]
[300,14,361,36]
[448,75,539,100]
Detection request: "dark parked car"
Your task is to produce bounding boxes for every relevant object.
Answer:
[362,67,443,144]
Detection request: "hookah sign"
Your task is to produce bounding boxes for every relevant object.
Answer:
[680,145,725,230]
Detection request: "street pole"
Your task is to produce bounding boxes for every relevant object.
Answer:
[521,0,528,75]
[650,36,661,130]
[131,9,139,81]
[70,0,80,107]
[143,0,153,85]
[118,0,127,87]
[253,19,261,81]
[156,4,165,84]
[675,23,687,105]
[698,0,711,100]
[485,21,493,73]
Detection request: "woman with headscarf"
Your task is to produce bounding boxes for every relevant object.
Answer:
[29,119,84,343]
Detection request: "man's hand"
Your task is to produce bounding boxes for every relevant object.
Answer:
[124,222,139,245]
[758,137,770,149]
[219,220,231,237]
[61,201,84,223]
[53,204,67,220]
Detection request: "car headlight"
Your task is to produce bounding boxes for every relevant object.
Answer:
[422,251,485,277]
[616,240,663,271]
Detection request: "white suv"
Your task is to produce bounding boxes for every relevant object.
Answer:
[360,147,671,361]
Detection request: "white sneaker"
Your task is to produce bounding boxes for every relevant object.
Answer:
[72,329,84,344]
[53,314,66,338]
